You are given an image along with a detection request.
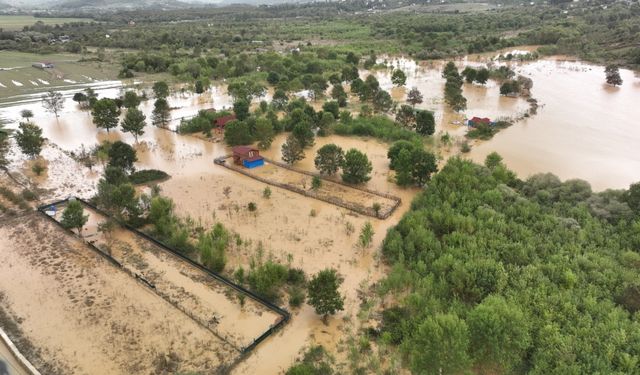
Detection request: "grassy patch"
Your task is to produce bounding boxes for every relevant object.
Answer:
[129,169,169,185]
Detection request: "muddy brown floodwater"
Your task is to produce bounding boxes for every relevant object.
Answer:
[1,51,639,373]
[467,58,640,190]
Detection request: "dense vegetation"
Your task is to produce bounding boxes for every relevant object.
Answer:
[376,156,640,373]
[2,1,639,68]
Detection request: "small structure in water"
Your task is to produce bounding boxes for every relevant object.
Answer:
[467,117,494,127]
[232,146,264,169]
[215,114,236,133]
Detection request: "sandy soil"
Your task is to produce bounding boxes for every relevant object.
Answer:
[0,213,238,375]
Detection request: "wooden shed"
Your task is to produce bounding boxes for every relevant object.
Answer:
[232,146,264,169]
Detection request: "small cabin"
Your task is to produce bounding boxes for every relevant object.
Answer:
[215,114,236,132]
[467,117,494,127]
[232,146,264,169]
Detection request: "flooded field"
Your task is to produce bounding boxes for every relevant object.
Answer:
[468,58,640,190]
[50,201,283,351]
[0,213,238,374]
[0,48,639,373]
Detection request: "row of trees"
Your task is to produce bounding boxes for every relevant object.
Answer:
[442,62,467,112]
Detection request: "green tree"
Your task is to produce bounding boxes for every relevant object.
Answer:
[92,98,121,133]
[372,90,393,113]
[20,109,33,120]
[391,69,407,86]
[311,176,322,191]
[292,122,315,148]
[121,108,146,142]
[152,98,171,127]
[342,149,372,184]
[255,117,275,149]
[108,141,137,173]
[224,120,253,146]
[605,65,623,86]
[396,104,415,128]
[476,68,490,84]
[406,87,423,107]
[307,268,344,323]
[272,89,289,110]
[345,52,359,65]
[322,101,340,119]
[467,296,531,371]
[72,92,88,108]
[14,122,44,158]
[317,112,334,137]
[123,91,141,109]
[387,140,415,170]
[415,110,435,135]
[405,313,470,375]
[282,135,305,165]
[314,144,344,175]
[152,81,169,99]
[233,99,250,121]
[485,152,503,169]
[0,119,11,168]
[625,182,640,212]
[330,84,348,107]
[61,200,89,236]
[41,90,64,121]
[461,66,477,83]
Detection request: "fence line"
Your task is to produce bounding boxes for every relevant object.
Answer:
[37,199,290,366]
[215,156,402,219]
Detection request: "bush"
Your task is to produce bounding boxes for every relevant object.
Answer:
[288,287,306,308]
[129,169,169,184]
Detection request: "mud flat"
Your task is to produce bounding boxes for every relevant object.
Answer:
[0,213,238,374]
[49,201,283,351]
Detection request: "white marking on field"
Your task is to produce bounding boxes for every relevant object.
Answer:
[63,79,77,84]
[81,75,94,81]
[30,80,39,86]
[38,79,50,85]
[0,82,5,88]
[11,80,23,87]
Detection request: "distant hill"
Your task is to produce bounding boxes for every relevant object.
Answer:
[52,0,194,10]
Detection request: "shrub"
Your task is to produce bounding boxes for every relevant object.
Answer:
[129,169,169,184]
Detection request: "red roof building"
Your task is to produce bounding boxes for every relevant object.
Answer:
[468,117,493,127]
[232,146,264,169]
[215,114,237,129]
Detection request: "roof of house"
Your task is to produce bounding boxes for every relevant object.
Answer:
[232,145,259,155]
[470,117,492,124]
[215,114,236,127]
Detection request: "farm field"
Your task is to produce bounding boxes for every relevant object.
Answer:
[0,15,94,31]
[0,213,238,374]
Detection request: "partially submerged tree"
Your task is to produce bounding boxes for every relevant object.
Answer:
[282,135,305,165]
[605,65,623,86]
[20,109,33,121]
[342,149,372,184]
[224,120,253,146]
[314,144,345,175]
[391,69,407,86]
[123,91,141,109]
[255,117,275,149]
[41,90,64,121]
[92,98,121,133]
[406,87,423,107]
[152,98,171,127]
[108,141,138,173]
[152,81,170,99]
[0,119,12,169]
[415,110,435,136]
[121,107,146,142]
[15,122,44,158]
[307,268,344,323]
[61,200,89,237]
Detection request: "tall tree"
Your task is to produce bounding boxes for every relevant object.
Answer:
[282,135,305,165]
[15,122,44,158]
[314,144,345,175]
[292,122,315,148]
[152,81,170,99]
[415,110,435,135]
[41,90,64,121]
[122,91,141,109]
[92,98,121,133]
[373,90,393,113]
[152,98,171,127]
[391,69,407,86]
[475,68,490,84]
[406,87,423,107]
[342,149,372,184]
[233,99,250,121]
[108,141,137,173]
[396,104,416,128]
[605,65,623,86]
[307,268,344,323]
[0,118,12,168]
[255,117,275,149]
[121,108,146,142]
[330,84,348,107]
[61,200,89,237]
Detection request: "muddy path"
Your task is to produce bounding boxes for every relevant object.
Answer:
[0,213,238,375]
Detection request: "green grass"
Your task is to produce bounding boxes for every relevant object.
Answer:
[0,15,94,31]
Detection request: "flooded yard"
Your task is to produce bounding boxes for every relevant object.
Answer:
[0,213,238,374]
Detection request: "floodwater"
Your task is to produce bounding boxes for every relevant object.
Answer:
[468,58,640,190]
[1,51,639,373]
